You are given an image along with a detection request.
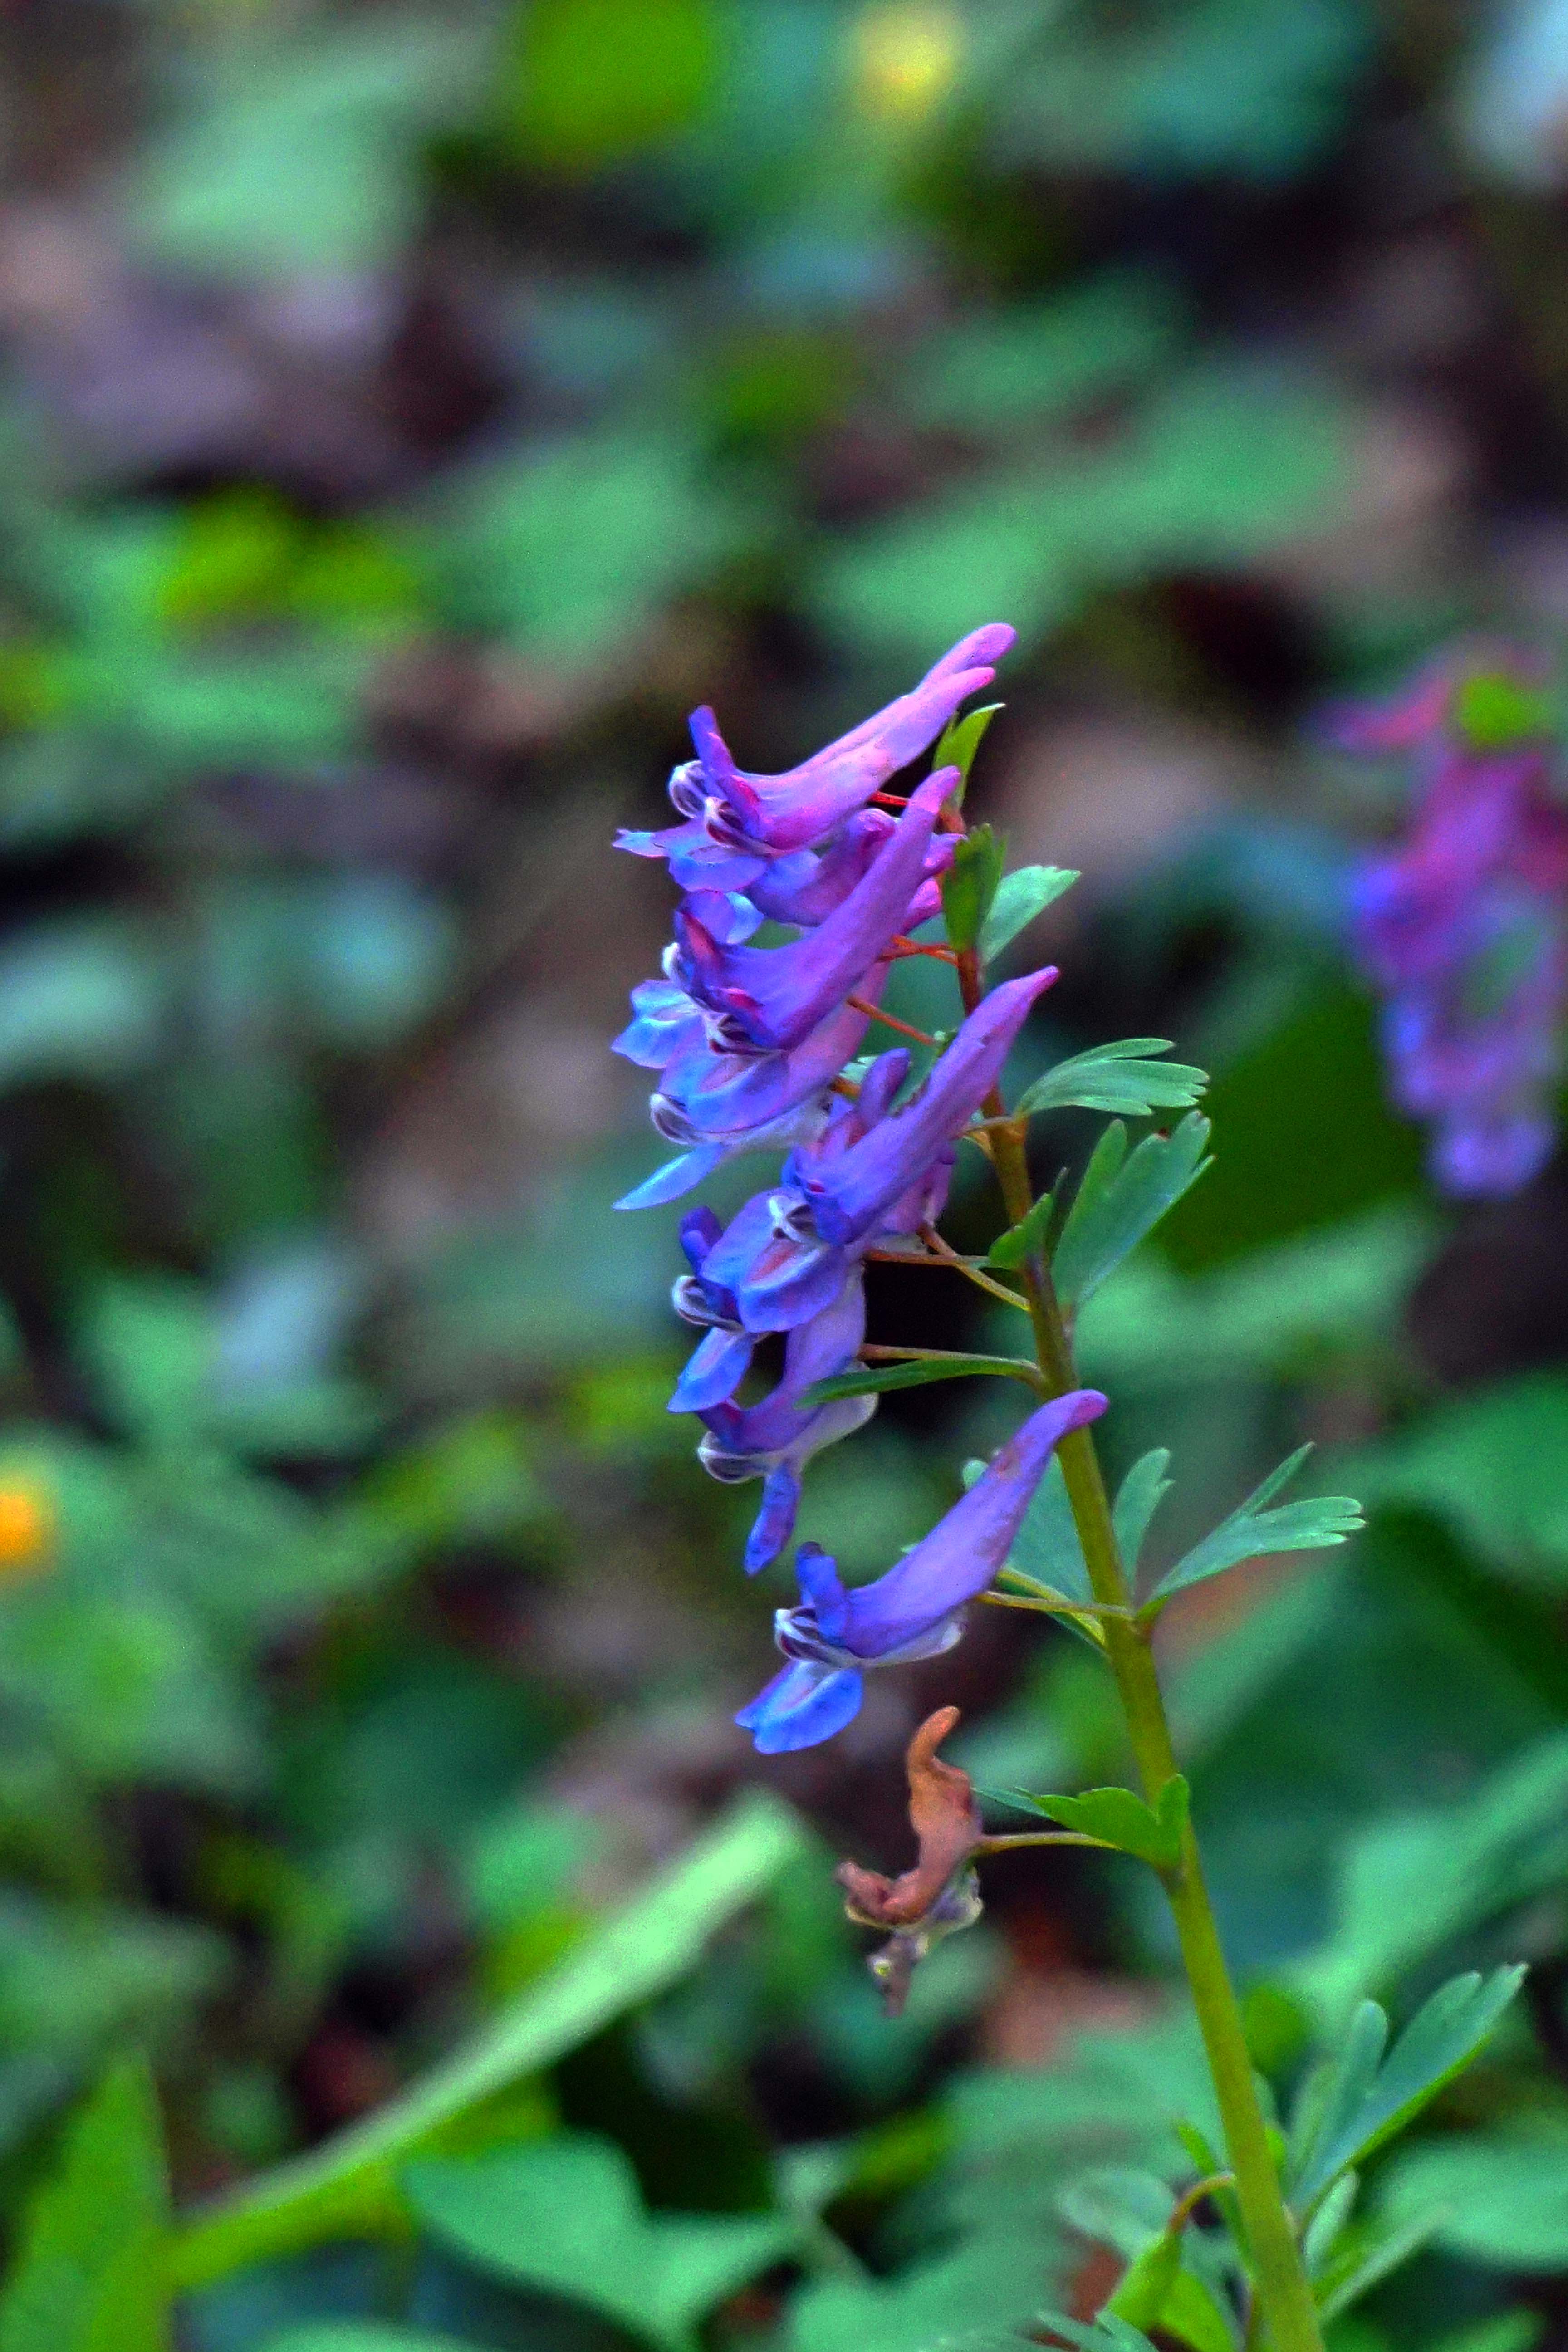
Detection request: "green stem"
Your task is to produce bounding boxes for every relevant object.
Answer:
[957,952,1323,2352]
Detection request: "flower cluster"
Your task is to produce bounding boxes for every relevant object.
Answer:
[1337,657,1568,1196]
[615,627,1104,1750]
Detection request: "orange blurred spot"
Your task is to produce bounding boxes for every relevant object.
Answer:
[0,1484,53,1579]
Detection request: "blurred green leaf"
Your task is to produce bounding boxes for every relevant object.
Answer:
[127,18,485,277]
[1289,1969,1527,2213]
[1354,1373,1568,1587]
[786,2234,1051,2352]
[1290,1731,1568,2020]
[993,0,1375,182]
[425,430,755,658]
[0,2055,169,2352]
[0,922,166,1088]
[1378,2127,1568,2269]
[173,1791,807,2285]
[406,2132,797,2351]
[906,276,1183,430]
[505,0,721,167]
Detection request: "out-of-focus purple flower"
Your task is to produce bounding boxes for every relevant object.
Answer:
[615,625,1013,886]
[675,770,952,1051]
[696,1273,875,1573]
[736,1389,1108,1752]
[1341,657,1568,1197]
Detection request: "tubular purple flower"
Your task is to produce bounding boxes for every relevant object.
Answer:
[669,1208,755,1412]
[614,625,1014,880]
[696,1272,874,1573]
[675,771,953,1052]
[614,989,882,1212]
[799,966,1057,1246]
[746,811,957,929]
[736,1389,1109,1753]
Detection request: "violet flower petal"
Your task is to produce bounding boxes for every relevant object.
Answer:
[801,967,1057,1246]
[735,1661,864,1753]
[843,1389,1107,1656]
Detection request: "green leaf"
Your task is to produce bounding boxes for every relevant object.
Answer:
[1378,2130,1568,2269]
[1052,1115,1212,1309]
[1138,1447,1363,1622]
[1290,1968,1528,2213]
[804,1353,1042,1404]
[967,1452,1093,1610]
[1314,2211,1443,2322]
[1017,1040,1208,1120]
[1112,1450,1173,1575]
[931,702,1003,800]
[786,2237,1051,2352]
[172,1791,805,2286]
[1107,2229,1181,2330]
[0,2055,170,2352]
[941,826,1007,954]
[1159,2272,1239,2352]
[980,865,1079,963]
[1006,1778,1189,1872]
[1291,1732,1568,2019]
[1353,1371,1568,1587]
[506,0,719,167]
[406,2133,798,2352]
[269,2332,475,2352]
[986,1190,1055,1270]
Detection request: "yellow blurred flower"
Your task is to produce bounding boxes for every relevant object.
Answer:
[853,3,963,122]
[0,1483,54,1582]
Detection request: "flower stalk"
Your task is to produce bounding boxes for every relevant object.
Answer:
[966,965,1324,2352]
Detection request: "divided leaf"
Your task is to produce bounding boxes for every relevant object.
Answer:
[805,1353,1043,1405]
[1017,1040,1209,1121]
[931,701,1003,802]
[941,826,1008,955]
[1289,1967,1527,2214]
[979,864,1079,963]
[986,1189,1055,1271]
[0,2055,170,2352]
[1112,1450,1172,1575]
[1052,1116,1212,1309]
[1138,1446,1363,1622]
[1004,1778,1189,1872]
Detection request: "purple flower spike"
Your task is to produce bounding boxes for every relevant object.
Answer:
[675,770,953,1053]
[697,1273,875,1573]
[799,966,1057,1246]
[737,1389,1108,1753]
[616,625,1014,879]
[1341,652,1568,1198]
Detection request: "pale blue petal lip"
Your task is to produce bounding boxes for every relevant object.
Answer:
[735,1660,864,1752]
[613,1142,725,1210]
[670,1328,754,1413]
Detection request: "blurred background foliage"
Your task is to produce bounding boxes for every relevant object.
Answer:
[3,0,1568,2346]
